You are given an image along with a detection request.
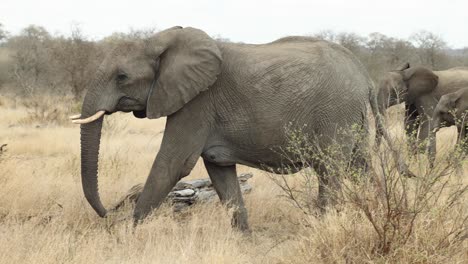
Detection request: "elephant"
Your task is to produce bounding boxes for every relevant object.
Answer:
[70,26,410,230]
[376,64,468,149]
[428,87,468,165]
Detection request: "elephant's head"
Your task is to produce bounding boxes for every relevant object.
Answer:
[71,26,222,217]
[428,88,468,166]
[377,63,439,111]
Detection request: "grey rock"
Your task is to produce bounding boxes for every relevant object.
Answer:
[111,173,253,212]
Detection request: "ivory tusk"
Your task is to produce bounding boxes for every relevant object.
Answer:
[71,110,106,124]
[69,114,81,120]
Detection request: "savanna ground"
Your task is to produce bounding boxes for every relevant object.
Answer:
[0,95,466,264]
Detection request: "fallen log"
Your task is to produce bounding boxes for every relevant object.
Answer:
[111,173,253,212]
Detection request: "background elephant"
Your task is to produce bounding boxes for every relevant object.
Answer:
[377,64,468,148]
[428,87,468,165]
[71,26,406,230]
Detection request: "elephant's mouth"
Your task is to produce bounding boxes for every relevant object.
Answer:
[115,96,146,114]
[133,109,147,118]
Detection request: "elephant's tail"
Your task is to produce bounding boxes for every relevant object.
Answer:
[368,84,385,143]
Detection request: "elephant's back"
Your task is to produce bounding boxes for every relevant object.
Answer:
[218,39,372,93]
[217,40,371,104]
[212,41,371,148]
[434,68,468,98]
[217,40,370,109]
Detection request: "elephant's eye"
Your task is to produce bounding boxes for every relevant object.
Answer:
[116,73,128,83]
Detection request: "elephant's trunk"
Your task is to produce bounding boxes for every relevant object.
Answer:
[428,117,440,168]
[376,81,389,113]
[80,96,107,217]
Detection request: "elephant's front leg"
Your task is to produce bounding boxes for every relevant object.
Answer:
[415,95,438,147]
[133,154,202,222]
[133,147,202,222]
[404,103,420,151]
[133,115,207,223]
[132,158,179,222]
[203,160,250,232]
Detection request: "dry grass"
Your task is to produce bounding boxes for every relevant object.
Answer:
[0,96,466,263]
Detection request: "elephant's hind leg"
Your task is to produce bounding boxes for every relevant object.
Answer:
[203,160,250,232]
[314,162,340,213]
[351,115,370,174]
[351,142,369,174]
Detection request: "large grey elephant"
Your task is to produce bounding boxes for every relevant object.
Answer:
[376,64,468,147]
[71,26,407,230]
[428,87,468,165]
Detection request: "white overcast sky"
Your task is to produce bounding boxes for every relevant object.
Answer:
[1,0,467,48]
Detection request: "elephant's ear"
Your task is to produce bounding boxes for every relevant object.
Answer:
[145,27,222,119]
[400,67,439,100]
[395,62,410,71]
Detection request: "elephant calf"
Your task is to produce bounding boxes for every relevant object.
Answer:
[71,26,408,230]
[428,87,468,165]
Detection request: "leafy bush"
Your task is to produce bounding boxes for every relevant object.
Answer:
[270,123,467,262]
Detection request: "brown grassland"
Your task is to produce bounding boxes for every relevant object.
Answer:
[0,95,466,264]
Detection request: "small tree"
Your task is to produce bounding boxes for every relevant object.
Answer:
[7,25,54,95]
[463,47,468,66]
[367,33,415,67]
[0,23,10,88]
[335,32,366,55]
[51,24,102,97]
[212,34,232,43]
[0,23,8,43]
[410,30,448,69]
[312,29,337,42]
[101,27,158,44]
[364,33,417,79]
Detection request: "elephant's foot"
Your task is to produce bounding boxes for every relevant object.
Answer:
[317,185,338,214]
[231,206,250,233]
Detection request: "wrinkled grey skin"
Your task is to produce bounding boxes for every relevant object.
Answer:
[79,26,399,230]
[428,87,468,166]
[377,64,468,147]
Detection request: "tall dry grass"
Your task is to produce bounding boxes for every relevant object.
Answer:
[0,95,466,263]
